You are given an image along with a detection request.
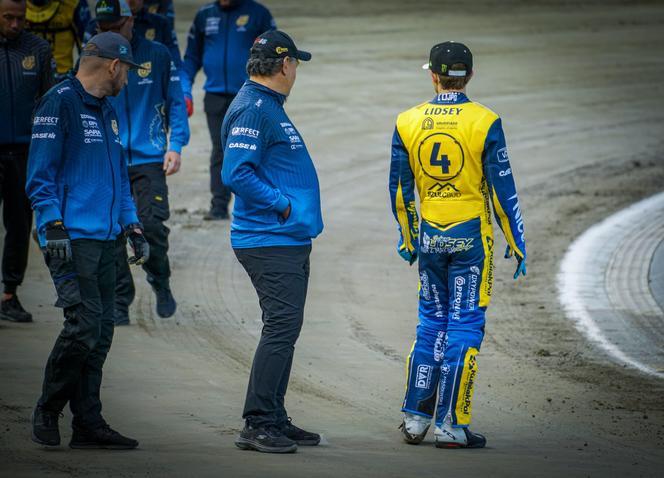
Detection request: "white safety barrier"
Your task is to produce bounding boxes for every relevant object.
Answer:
[558,192,664,379]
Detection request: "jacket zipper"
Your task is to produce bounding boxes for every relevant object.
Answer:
[124,83,133,164]
[101,111,116,240]
[4,45,16,143]
[61,185,69,221]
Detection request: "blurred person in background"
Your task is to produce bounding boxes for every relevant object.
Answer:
[25,0,90,80]
[95,0,189,324]
[0,0,54,323]
[85,0,182,77]
[390,41,526,449]
[183,0,275,220]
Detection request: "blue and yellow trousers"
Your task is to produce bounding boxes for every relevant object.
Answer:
[402,217,494,428]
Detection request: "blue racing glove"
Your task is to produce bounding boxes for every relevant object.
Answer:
[397,237,418,266]
[504,245,526,280]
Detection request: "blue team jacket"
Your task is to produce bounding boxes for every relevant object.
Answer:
[221,81,323,248]
[108,36,189,165]
[26,76,139,246]
[182,0,275,98]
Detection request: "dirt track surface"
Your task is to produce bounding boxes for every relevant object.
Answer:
[2,1,664,476]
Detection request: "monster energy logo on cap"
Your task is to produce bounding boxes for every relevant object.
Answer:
[422,41,473,77]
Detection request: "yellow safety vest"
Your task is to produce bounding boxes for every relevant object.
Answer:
[26,0,80,74]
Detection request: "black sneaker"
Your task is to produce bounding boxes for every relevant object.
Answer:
[235,423,297,453]
[31,406,61,446]
[281,417,320,446]
[69,423,139,450]
[1,295,33,323]
[154,287,176,318]
[203,209,229,221]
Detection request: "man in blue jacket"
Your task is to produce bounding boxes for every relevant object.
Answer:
[0,0,54,323]
[95,0,189,323]
[183,0,275,220]
[27,32,149,449]
[222,30,323,454]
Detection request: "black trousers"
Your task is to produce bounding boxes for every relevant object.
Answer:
[204,92,235,214]
[0,146,33,295]
[115,163,171,318]
[234,245,311,428]
[38,239,115,428]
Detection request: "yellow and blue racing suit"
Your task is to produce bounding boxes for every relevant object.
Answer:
[389,91,526,428]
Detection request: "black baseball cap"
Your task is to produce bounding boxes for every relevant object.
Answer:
[422,41,473,77]
[81,32,143,69]
[251,30,312,62]
[95,0,132,23]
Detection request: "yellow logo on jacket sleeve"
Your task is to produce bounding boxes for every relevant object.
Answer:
[111,119,119,136]
[145,28,156,41]
[22,55,36,70]
[138,62,152,78]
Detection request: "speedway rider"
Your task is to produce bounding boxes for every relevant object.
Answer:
[390,41,527,448]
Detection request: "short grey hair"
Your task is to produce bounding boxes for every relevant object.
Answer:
[246,52,284,78]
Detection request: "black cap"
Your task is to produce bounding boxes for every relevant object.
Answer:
[251,30,312,62]
[95,0,132,23]
[80,32,144,70]
[422,41,473,77]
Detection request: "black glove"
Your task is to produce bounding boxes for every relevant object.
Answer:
[125,223,150,266]
[45,220,72,262]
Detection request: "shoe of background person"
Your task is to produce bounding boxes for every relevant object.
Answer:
[1,295,33,323]
[203,209,229,221]
[433,417,486,449]
[399,412,431,444]
[281,417,320,446]
[31,406,61,446]
[154,287,176,318]
[69,422,139,450]
[235,423,298,453]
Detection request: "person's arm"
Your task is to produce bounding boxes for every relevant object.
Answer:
[38,42,56,96]
[25,95,68,231]
[221,109,289,215]
[483,118,526,276]
[389,125,419,264]
[259,5,277,33]
[82,19,98,44]
[117,146,140,228]
[73,0,92,48]
[163,55,190,175]
[162,0,175,30]
[181,12,204,101]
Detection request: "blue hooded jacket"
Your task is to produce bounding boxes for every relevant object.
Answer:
[221,81,323,248]
[182,0,275,98]
[26,76,139,246]
[108,36,189,165]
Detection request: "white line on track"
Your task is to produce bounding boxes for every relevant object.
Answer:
[558,192,664,379]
